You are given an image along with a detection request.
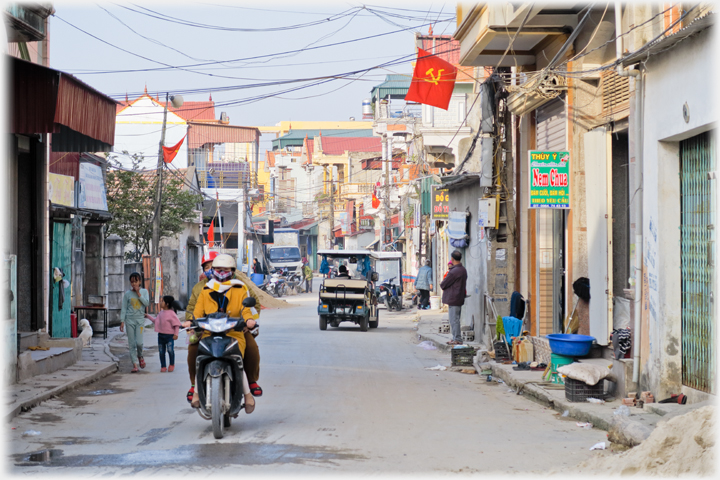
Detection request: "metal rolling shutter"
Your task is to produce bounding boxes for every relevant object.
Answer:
[681,131,716,394]
[536,98,567,151]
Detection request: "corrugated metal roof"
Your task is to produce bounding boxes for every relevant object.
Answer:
[10,56,117,151]
[271,128,373,149]
[622,12,715,66]
[187,122,260,149]
[370,74,411,101]
[321,137,382,155]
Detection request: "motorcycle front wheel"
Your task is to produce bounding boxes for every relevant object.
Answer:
[211,376,225,439]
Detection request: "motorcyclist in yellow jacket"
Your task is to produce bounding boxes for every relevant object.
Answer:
[185,254,258,413]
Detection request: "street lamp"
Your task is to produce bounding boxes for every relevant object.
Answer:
[150,93,184,305]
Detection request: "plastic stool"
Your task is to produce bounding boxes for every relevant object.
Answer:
[546,353,574,384]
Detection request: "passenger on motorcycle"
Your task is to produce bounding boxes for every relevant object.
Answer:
[186,254,259,413]
[183,251,263,406]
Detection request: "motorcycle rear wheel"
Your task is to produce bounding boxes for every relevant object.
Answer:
[211,376,225,439]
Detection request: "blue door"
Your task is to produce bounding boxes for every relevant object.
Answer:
[51,222,72,338]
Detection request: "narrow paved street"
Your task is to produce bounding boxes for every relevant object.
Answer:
[9,288,607,475]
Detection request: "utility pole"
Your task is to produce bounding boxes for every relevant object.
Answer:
[150,93,170,306]
[384,137,391,251]
[327,166,335,249]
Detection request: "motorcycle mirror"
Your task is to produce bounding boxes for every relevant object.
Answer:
[242,297,257,308]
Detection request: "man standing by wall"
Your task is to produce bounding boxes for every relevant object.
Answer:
[440,250,467,345]
[414,259,434,310]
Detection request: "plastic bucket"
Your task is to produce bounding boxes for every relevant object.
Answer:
[546,333,595,357]
[429,296,440,310]
[250,273,265,286]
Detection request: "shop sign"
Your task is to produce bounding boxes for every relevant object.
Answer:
[529,150,570,209]
[49,173,75,207]
[78,163,108,211]
[431,185,450,220]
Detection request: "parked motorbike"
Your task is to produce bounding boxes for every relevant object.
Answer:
[283,269,303,293]
[184,296,258,439]
[260,270,286,297]
[377,276,402,311]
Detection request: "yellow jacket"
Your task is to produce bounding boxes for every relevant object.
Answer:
[186,271,261,321]
[193,280,256,356]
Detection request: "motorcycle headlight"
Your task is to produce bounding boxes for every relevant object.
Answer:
[198,318,238,333]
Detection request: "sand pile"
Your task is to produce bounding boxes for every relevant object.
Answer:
[237,272,293,309]
[578,405,716,476]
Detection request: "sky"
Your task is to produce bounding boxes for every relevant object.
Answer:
[48,1,458,152]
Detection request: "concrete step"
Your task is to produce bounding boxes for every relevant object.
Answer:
[18,332,39,351]
[16,337,83,383]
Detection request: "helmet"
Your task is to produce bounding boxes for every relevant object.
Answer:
[212,253,236,269]
[201,251,219,266]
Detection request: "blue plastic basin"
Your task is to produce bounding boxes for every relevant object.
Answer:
[546,334,596,357]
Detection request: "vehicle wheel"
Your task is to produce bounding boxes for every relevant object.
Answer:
[360,313,369,332]
[211,376,225,439]
[319,315,327,331]
[369,309,379,329]
[223,413,232,428]
[276,285,284,297]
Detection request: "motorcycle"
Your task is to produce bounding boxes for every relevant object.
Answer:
[284,269,303,293]
[260,269,286,297]
[184,296,258,439]
[377,276,402,311]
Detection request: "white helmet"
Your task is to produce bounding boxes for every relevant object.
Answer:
[212,254,236,269]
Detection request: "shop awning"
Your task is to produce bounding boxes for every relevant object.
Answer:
[10,56,117,152]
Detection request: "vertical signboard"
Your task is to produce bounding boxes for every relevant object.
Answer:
[78,163,109,211]
[528,151,570,209]
[431,185,450,220]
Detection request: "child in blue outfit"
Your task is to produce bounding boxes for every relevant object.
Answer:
[145,295,182,372]
[120,272,150,373]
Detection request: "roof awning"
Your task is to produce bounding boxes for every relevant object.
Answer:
[370,74,411,101]
[364,239,379,250]
[622,12,715,66]
[10,56,117,152]
[188,122,260,149]
[440,174,480,190]
[453,5,580,67]
[50,204,112,222]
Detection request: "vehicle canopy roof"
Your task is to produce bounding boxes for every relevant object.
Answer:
[369,251,403,260]
[316,249,372,258]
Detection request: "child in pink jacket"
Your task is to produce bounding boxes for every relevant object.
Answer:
[145,295,182,372]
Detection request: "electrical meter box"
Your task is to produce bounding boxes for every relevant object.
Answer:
[478,198,497,228]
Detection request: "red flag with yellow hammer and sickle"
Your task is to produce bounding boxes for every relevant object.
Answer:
[404,48,457,110]
[162,135,186,164]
